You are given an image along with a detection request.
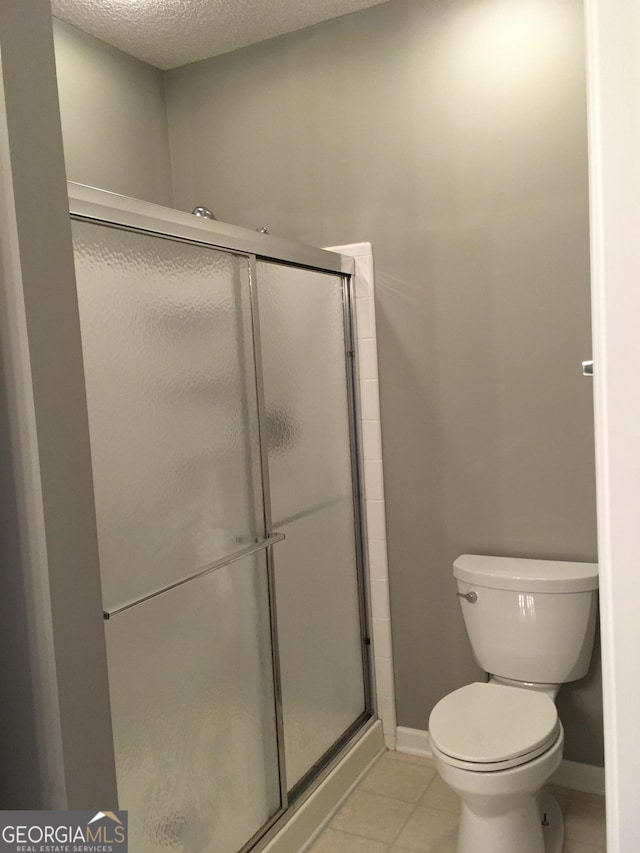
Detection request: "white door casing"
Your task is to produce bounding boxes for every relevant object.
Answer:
[584,1,640,850]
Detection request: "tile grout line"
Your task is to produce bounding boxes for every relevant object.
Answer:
[323,752,606,852]
[388,796,422,849]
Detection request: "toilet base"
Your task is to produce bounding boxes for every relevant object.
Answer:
[431,728,564,853]
[451,786,564,853]
[539,791,564,853]
[456,791,547,853]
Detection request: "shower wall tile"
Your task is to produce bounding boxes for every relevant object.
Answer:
[355,297,375,338]
[371,617,393,658]
[360,380,381,420]
[370,579,390,620]
[368,540,389,579]
[350,248,375,300]
[364,460,385,501]
[374,655,395,698]
[366,500,388,540]
[361,420,383,461]
[327,241,397,750]
[378,696,398,744]
[357,338,378,381]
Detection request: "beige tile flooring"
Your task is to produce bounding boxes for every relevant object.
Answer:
[307,750,606,853]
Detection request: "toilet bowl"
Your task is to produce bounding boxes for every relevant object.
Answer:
[427,554,599,853]
[429,682,564,853]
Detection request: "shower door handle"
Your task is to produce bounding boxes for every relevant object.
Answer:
[582,360,594,377]
[104,532,285,619]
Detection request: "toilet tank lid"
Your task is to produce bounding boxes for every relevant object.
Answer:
[453,554,599,592]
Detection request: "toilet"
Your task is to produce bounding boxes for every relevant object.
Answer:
[428,554,599,853]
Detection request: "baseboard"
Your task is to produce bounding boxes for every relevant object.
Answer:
[262,719,385,853]
[550,759,606,796]
[395,726,435,760]
[396,726,605,796]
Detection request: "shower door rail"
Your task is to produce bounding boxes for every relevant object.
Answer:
[103,532,286,619]
[68,182,349,274]
[68,181,373,853]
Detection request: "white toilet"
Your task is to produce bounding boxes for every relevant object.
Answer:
[428,554,599,853]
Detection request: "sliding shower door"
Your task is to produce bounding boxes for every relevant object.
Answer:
[72,221,282,853]
[257,261,368,792]
[70,183,372,853]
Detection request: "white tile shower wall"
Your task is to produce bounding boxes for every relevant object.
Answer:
[326,242,397,749]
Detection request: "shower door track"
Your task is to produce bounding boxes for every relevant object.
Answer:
[68,182,350,274]
[68,182,375,853]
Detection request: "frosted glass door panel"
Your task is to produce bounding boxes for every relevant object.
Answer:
[275,504,365,786]
[72,221,263,612]
[105,554,280,853]
[257,261,366,788]
[258,266,354,522]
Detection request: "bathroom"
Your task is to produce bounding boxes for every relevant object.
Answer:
[0,0,636,851]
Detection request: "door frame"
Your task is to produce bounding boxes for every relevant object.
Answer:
[584,1,640,850]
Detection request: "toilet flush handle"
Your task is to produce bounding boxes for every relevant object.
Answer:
[457,591,478,604]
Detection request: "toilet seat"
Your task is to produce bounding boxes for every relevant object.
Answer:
[429,682,561,772]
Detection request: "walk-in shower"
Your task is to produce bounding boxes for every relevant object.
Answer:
[68,183,374,853]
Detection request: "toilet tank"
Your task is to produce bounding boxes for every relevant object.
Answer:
[454,555,599,684]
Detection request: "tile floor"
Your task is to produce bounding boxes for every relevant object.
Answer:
[307,750,606,853]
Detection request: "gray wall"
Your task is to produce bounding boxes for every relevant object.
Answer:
[52,18,173,207]
[165,0,602,764]
[1,0,117,807]
[0,347,41,806]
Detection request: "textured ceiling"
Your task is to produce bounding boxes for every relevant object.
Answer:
[51,0,391,70]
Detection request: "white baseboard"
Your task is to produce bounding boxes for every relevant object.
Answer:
[550,759,606,796]
[395,726,435,760]
[395,726,605,796]
[262,720,385,853]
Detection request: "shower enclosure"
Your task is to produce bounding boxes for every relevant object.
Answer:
[68,183,373,853]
